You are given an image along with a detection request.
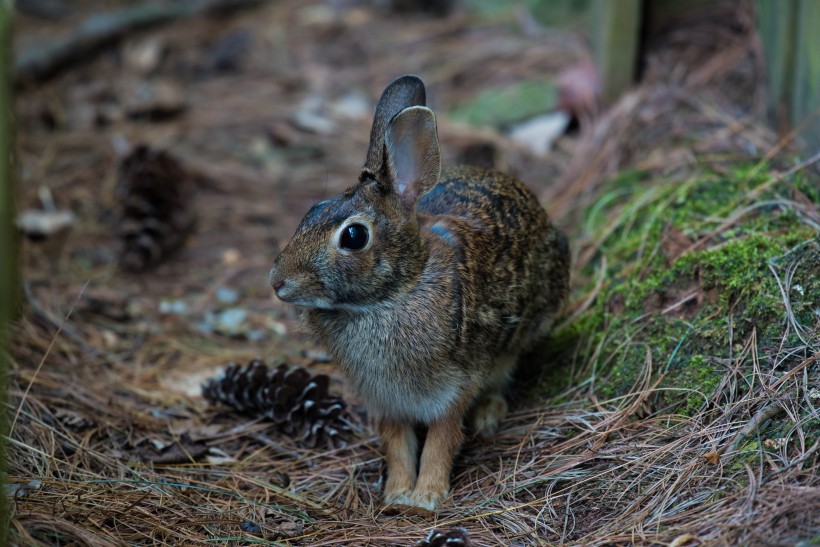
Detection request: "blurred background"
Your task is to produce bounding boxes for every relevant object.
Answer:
[10,0,814,322]
[9,0,817,350]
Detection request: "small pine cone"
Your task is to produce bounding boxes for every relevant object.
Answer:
[203,359,350,448]
[415,528,470,547]
[116,145,195,271]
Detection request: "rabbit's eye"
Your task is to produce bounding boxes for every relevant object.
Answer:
[339,223,369,251]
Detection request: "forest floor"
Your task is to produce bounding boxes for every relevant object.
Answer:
[7,0,820,545]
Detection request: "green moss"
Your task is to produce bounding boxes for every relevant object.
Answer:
[792,172,820,203]
[669,355,720,415]
[728,441,763,473]
[449,80,558,128]
[557,164,820,412]
[528,318,592,400]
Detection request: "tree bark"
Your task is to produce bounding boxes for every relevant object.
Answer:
[0,0,17,542]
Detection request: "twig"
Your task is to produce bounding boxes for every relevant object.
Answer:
[728,400,786,454]
[15,0,269,84]
[761,441,820,483]
[775,149,820,181]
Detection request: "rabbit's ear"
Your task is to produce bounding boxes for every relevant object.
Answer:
[363,75,426,175]
[384,106,441,208]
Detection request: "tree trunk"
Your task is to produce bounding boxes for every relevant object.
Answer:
[0,0,17,541]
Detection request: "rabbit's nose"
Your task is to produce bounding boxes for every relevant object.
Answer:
[269,266,286,292]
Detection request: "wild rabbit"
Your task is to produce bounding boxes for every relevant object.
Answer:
[269,75,570,511]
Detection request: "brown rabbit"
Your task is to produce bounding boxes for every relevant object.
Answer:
[269,75,569,511]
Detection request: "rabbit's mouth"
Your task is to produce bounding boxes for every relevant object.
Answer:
[271,273,334,309]
[275,290,334,309]
[277,292,334,309]
[282,296,335,309]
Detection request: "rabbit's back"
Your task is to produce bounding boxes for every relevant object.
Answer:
[419,166,544,231]
[419,166,570,356]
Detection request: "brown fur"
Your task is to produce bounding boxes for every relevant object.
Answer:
[269,75,570,512]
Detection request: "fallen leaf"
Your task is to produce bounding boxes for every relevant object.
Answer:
[16,209,75,240]
[6,479,43,499]
[54,409,96,432]
[704,451,720,465]
[222,248,242,265]
[123,37,166,75]
[206,447,238,465]
[291,94,335,135]
[137,436,208,464]
[669,533,701,547]
[508,111,570,156]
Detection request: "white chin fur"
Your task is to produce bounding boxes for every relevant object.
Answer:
[276,284,334,309]
[287,297,335,309]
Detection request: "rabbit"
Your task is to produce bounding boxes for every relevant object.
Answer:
[269,75,570,512]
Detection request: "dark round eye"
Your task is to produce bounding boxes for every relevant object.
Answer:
[339,223,369,250]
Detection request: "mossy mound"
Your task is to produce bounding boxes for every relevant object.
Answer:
[552,164,819,421]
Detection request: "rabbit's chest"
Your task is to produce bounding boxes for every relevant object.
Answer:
[344,355,460,423]
[305,305,463,423]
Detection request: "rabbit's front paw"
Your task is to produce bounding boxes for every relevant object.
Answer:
[383,488,414,507]
[408,488,446,511]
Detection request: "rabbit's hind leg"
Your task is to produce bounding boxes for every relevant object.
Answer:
[469,355,515,439]
[470,390,509,440]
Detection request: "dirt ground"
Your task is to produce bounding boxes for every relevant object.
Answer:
[7,0,820,545]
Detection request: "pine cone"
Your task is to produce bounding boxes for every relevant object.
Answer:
[202,359,350,448]
[414,528,470,547]
[117,145,195,271]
